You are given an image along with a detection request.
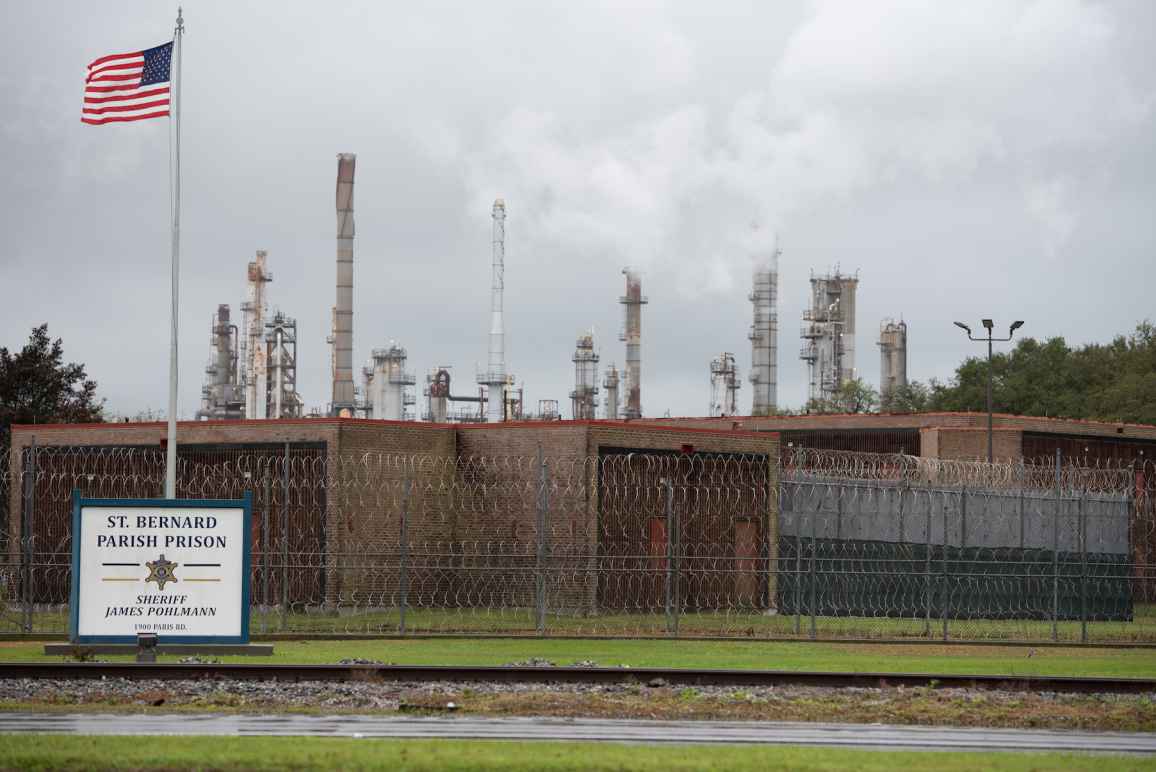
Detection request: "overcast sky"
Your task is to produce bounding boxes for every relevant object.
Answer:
[3,0,1154,420]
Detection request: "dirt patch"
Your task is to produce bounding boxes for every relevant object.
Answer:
[1,677,1152,732]
[418,686,1156,732]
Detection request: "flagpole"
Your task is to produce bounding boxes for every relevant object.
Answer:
[165,7,184,499]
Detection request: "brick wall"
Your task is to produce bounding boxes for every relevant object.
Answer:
[5,418,780,614]
[924,427,1023,461]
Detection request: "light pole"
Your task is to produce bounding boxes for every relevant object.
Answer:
[953,319,1024,463]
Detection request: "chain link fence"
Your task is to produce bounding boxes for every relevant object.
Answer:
[2,441,1152,642]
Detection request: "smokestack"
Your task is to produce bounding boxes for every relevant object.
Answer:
[331,153,356,415]
[479,198,509,422]
[619,268,647,419]
[749,234,779,416]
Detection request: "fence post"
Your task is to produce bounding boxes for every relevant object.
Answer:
[794,497,803,636]
[280,442,290,632]
[836,485,843,541]
[809,490,818,640]
[1018,461,1026,550]
[944,485,960,641]
[1052,448,1061,643]
[536,448,548,637]
[399,476,411,636]
[260,474,271,632]
[1079,488,1087,644]
[21,438,36,634]
[664,477,678,637]
[924,490,933,637]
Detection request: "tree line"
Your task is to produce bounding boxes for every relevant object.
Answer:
[809,321,1156,424]
[3,321,1155,439]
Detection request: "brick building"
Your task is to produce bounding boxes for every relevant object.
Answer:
[644,411,1156,463]
[5,419,778,612]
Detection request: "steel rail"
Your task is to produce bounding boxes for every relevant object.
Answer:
[0,662,1153,694]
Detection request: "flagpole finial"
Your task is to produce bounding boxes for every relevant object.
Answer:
[176,7,184,33]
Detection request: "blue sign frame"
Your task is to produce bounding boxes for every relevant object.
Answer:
[69,491,253,644]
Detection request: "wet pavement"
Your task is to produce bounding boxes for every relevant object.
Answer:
[0,712,1153,753]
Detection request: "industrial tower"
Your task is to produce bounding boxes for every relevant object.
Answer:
[619,269,647,419]
[570,331,600,420]
[748,238,780,415]
[330,153,357,416]
[800,270,859,405]
[478,199,512,422]
[241,250,272,419]
[878,319,908,409]
[196,304,242,420]
[365,343,417,420]
[709,352,741,417]
[603,364,620,420]
[264,311,302,419]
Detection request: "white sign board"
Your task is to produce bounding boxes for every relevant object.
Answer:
[70,494,251,643]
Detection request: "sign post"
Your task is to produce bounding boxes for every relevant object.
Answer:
[69,491,252,644]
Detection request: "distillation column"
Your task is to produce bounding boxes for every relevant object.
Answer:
[878,319,908,408]
[710,352,741,417]
[570,331,600,420]
[619,269,647,419]
[331,153,357,416]
[748,239,779,415]
[478,199,511,422]
[265,311,301,418]
[603,364,620,420]
[800,270,859,404]
[197,305,242,420]
[242,250,272,419]
[371,344,416,421]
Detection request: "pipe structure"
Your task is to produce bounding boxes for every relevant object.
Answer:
[570,331,600,420]
[878,319,908,409]
[602,364,620,420]
[800,269,858,405]
[331,153,357,416]
[264,311,301,418]
[242,250,272,419]
[619,269,647,419]
[710,352,741,417]
[371,343,416,421]
[478,199,510,422]
[748,238,779,415]
[196,305,242,420]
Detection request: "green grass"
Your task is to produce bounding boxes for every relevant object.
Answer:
[8,638,1156,678]
[0,735,1150,771]
[11,605,1156,643]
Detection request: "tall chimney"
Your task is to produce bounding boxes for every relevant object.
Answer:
[331,153,356,415]
[479,198,509,422]
[619,268,647,419]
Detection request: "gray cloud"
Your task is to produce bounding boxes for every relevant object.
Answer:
[2,0,1154,420]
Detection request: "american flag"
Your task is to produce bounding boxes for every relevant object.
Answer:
[82,42,172,125]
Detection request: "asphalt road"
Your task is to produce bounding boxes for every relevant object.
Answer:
[0,713,1154,753]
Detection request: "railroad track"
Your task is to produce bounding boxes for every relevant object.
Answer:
[0,662,1152,694]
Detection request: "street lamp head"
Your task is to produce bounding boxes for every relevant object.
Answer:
[1010,320,1024,334]
[953,321,971,334]
[981,319,994,331]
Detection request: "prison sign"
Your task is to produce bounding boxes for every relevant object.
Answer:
[69,493,252,643]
